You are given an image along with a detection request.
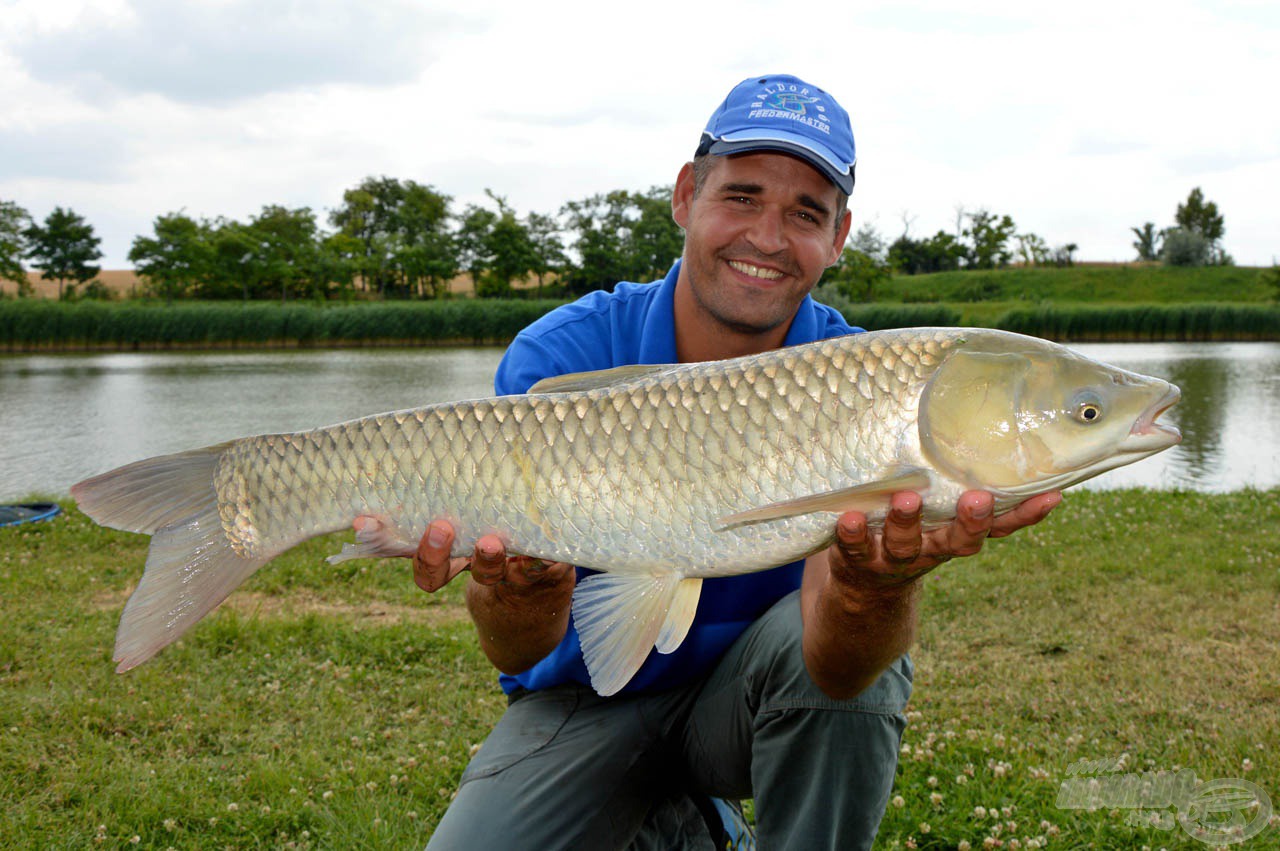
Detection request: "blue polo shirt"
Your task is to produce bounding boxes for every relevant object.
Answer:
[495,260,860,695]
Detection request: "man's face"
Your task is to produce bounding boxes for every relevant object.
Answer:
[672,152,851,337]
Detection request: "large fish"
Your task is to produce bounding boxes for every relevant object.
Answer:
[73,328,1181,695]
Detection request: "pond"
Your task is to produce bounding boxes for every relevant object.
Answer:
[1,343,1277,503]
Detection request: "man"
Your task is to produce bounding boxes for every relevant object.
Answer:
[413,74,1060,849]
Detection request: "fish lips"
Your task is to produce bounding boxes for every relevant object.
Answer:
[1123,383,1182,452]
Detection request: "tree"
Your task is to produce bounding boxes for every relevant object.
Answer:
[888,231,964,275]
[1175,187,1224,243]
[0,199,31,296]
[457,191,538,298]
[962,209,1016,269]
[1131,222,1162,262]
[624,185,684,284]
[207,218,266,300]
[525,210,567,295]
[23,206,103,299]
[247,205,320,301]
[394,182,457,298]
[1263,263,1280,303]
[559,188,684,295]
[128,212,214,301]
[1014,233,1051,266]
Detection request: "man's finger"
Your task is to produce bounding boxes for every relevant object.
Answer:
[943,491,995,558]
[412,520,455,593]
[989,491,1061,538]
[882,492,923,562]
[470,535,508,585]
[832,512,872,565]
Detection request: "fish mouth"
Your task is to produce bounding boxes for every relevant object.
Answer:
[1124,383,1182,451]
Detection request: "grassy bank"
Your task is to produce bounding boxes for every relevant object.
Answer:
[2,490,1277,848]
[888,264,1274,306]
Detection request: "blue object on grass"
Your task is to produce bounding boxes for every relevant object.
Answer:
[0,503,61,527]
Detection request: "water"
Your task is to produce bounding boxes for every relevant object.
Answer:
[1,343,1277,503]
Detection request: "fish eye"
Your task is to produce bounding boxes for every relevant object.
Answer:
[1075,401,1103,424]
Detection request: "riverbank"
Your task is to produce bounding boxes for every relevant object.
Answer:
[2,489,1276,846]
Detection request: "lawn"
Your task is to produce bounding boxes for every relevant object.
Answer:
[2,490,1277,849]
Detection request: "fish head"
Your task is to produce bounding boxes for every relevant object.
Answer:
[919,337,1181,496]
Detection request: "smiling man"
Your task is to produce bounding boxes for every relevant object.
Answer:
[415,74,1059,850]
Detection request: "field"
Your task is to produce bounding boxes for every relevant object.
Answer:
[2,490,1277,848]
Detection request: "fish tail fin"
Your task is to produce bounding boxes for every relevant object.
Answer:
[72,443,271,671]
[572,572,703,696]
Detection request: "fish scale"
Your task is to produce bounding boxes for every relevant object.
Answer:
[72,327,1181,695]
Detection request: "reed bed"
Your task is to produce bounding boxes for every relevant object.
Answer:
[0,300,567,351]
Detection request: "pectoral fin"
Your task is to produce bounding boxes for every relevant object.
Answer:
[716,469,932,529]
[529,364,674,394]
[573,572,702,696]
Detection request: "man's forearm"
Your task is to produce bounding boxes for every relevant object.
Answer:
[466,578,574,675]
[800,550,920,699]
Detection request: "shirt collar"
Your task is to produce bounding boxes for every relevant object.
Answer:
[637,259,824,364]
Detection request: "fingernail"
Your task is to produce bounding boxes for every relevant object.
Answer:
[972,503,992,519]
[479,542,501,558]
[427,523,448,548]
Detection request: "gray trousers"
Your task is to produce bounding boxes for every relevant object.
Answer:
[426,590,912,851]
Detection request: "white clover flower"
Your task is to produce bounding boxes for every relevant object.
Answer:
[226,803,238,812]
[958,842,972,851]
[892,795,906,808]
[919,822,931,834]
[927,776,939,787]
[956,774,969,785]
[974,806,988,819]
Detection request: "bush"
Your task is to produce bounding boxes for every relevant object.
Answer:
[1160,228,1210,267]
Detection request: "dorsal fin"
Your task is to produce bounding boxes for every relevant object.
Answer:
[529,364,675,394]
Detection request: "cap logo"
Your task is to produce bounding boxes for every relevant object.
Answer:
[747,82,831,136]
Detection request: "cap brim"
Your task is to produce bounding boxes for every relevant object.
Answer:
[706,136,854,195]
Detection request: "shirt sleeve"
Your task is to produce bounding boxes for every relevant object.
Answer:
[493,333,570,396]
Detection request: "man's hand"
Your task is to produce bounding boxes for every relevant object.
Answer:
[410,520,574,593]
[827,490,1062,588]
[410,520,575,675]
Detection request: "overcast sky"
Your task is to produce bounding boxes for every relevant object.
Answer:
[2,0,1277,270]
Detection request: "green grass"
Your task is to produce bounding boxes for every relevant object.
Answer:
[888,265,1274,306]
[2,491,1278,848]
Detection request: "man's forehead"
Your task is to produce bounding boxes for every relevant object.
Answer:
[707,151,843,199]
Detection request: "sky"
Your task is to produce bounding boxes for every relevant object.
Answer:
[1,0,1277,270]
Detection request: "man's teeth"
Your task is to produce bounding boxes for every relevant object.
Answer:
[728,260,783,280]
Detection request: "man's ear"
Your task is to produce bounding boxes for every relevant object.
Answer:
[672,162,696,229]
[828,209,852,266]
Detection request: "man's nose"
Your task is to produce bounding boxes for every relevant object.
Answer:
[745,209,787,254]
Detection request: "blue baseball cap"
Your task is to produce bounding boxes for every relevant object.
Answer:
[697,74,856,195]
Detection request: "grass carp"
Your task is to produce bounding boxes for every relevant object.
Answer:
[72,328,1181,695]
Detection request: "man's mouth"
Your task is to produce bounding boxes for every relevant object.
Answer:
[727,260,784,281]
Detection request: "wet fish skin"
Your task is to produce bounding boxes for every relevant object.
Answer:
[72,327,1181,694]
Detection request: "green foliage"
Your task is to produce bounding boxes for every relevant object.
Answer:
[888,230,964,275]
[559,186,683,294]
[457,191,538,299]
[1263,264,1280,302]
[996,302,1280,341]
[1130,222,1161,261]
[0,198,31,294]
[22,206,103,299]
[329,176,459,298]
[1174,186,1224,243]
[1159,227,1210,267]
[128,212,215,301]
[962,209,1017,269]
[811,288,961,328]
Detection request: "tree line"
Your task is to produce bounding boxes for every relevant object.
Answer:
[0,182,1238,303]
[0,178,685,302]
